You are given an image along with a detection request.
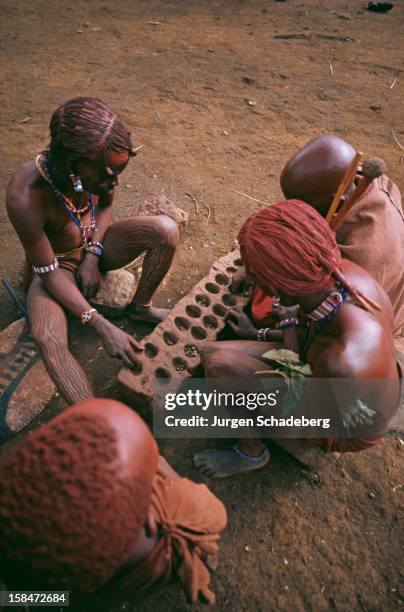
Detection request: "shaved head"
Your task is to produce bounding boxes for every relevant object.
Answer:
[0,399,158,594]
[280,135,357,216]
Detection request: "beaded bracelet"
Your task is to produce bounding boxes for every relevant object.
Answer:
[257,327,270,341]
[278,317,298,329]
[32,258,59,274]
[85,241,104,257]
[90,241,104,251]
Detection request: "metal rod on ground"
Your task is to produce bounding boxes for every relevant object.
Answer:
[1,278,29,321]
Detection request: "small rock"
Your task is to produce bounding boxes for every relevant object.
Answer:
[137,195,189,229]
[246,100,257,107]
[91,269,138,318]
[369,491,376,498]
[244,545,251,552]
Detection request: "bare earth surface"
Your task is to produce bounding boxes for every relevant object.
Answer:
[0,1,403,610]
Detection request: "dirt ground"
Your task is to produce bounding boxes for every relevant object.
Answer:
[0,0,403,610]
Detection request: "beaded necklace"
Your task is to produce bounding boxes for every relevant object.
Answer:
[300,287,347,362]
[35,153,96,245]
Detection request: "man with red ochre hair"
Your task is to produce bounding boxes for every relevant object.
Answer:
[194,201,400,478]
[233,135,404,335]
[6,97,179,406]
[0,399,227,605]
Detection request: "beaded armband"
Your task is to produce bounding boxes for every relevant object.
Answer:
[278,317,298,329]
[32,258,59,274]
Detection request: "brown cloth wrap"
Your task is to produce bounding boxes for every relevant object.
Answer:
[336,174,404,334]
[99,475,227,604]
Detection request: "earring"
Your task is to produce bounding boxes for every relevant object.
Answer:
[69,173,84,193]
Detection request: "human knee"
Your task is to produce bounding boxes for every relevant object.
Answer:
[154,215,179,248]
[203,349,237,377]
[200,343,219,365]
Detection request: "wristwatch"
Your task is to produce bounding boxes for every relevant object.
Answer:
[81,308,98,324]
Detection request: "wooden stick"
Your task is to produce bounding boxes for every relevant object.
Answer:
[330,176,369,230]
[185,192,199,214]
[230,188,268,205]
[392,130,404,152]
[325,151,362,224]
[202,200,211,222]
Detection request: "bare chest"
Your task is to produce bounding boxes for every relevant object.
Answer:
[43,194,96,252]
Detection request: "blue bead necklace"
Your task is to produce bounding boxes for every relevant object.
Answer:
[35,153,96,245]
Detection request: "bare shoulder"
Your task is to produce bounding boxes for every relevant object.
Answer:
[341,258,394,329]
[6,160,43,213]
[314,313,394,379]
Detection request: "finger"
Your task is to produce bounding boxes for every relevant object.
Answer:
[118,348,136,369]
[121,353,135,368]
[227,319,239,332]
[129,336,144,352]
[125,344,140,364]
[226,308,241,322]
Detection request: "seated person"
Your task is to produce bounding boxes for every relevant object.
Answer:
[6,97,179,405]
[0,399,227,605]
[235,136,404,335]
[194,200,400,478]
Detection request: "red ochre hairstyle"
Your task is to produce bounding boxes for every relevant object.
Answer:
[238,199,340,295]
[49,96,136,162]
[0,413,151,595]
[238,199,379,311]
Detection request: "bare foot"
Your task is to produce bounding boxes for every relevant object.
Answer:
[127,303,170,324]
[193,445,270,478]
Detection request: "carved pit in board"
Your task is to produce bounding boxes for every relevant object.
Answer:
[155,367,171,382]
[203,315,218,329]
[175,316,191,331]
[184,344,200,358]
[191,326,207,340]
[195,294,211,307]
[212,304,226,317]
[145,343,158,358]
[173,357,188,372]
[185,304,202,318]
[131,360,143,375]
[215,273,230,286]
[205,282,220,294]
[222,293,237,306]
[163,331,179,346]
